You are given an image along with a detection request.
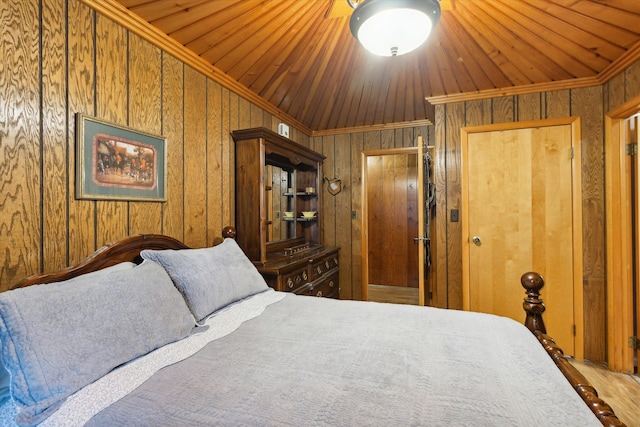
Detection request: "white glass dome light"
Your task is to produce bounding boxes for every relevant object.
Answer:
[349,0,441,57]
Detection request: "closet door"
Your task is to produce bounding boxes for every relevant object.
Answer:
[461,118,583,358]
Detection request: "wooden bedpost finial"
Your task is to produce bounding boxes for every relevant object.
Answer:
[213,226,237,246]
[521,272,546,335]
[222,226,237,239]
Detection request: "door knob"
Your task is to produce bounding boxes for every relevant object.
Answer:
[472,236,481,246]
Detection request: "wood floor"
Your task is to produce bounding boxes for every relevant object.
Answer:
[367,284,640,426]
[367,284,419,305]
[570,359,640,427]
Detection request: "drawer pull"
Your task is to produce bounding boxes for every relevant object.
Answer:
[302,271,308,280]
[329,280,334,287]
[325,260,330,269]
[316,290,323,297]
[287,278,294,288]
[334,257,338,265]
[316,266,322,274]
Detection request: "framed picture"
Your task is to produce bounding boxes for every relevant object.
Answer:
[76,113,167,201]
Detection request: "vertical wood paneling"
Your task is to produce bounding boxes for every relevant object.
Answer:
[250,103,263,128]
[572,85,606,362]
[625,61,640,101]
[0,0,41,287]
[183,66,208,248]
[444,102,465,309]
[545,90,571,119]
[1,0,317,290]
[42,0,68,272]
[225,92,238,228]
[67,0,96,264]
[128,34,162,235]
[238,97,251,129]
[207,81,223,244]
[334,133,351,299]
[381,129,393,149]
[492,96,515,122]
[517,93,542,121]
[161,53,184,241]
[364,131,381,151]
[95,15,128,246]
[465,99,492,126]
[350,132,364,300]
[605,73,625,113]
[321,136,336,247]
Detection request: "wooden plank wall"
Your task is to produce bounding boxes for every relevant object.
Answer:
[6,0,640,365]
[0,0,309,291]
[431,62,640,362]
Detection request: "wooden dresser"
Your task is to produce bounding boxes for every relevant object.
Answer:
[231,127,340,299]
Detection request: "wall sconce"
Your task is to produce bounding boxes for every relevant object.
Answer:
[324,177,342,196]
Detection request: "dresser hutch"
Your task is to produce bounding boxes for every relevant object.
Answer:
[231,127,339,299]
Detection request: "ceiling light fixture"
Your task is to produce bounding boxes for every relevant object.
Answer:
[348,0,441,57]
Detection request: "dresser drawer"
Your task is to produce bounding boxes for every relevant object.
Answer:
[281,267,308,292]
[309,253,339,280]
[307,272,339,298]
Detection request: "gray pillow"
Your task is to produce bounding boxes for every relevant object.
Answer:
[0,261,136,409]
[0,260,195,426]
[0,364,8,406]
[141,238,269,322]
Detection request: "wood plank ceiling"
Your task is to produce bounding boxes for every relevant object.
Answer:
[112,0,640,133]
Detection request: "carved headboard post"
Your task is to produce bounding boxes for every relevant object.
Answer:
[521,272,547,334]
[213,226,237,246]
[222,226,236,239]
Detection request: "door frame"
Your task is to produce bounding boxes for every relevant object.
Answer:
[605,95,640,373]
[361,146,426,305]
[460,117,584,359]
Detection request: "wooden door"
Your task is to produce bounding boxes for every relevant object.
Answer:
[605,101,640,373]
[462,118,583,357]
[362,147,425,305]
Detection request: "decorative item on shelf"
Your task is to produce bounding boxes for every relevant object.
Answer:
[348,0,441,57]
[301,211,317,218]
[283,211,294,218]
[305,186,316,194]
[324,176,342,196]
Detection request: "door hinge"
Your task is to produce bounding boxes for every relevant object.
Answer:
[573,324,577,336]
[626,143,638,156]
[629,336,640,350]
[571,147,575,159]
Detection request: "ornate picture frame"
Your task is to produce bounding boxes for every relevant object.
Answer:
[75,113,167,202]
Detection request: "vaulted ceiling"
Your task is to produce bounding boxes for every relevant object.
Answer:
[109,0,640,133]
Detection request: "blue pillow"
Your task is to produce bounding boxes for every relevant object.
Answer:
[141,238,269,322]
[0,260,195,426]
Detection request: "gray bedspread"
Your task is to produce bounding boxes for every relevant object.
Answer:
[82,294,599,427]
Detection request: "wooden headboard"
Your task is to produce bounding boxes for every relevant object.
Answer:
[11,226,237,290]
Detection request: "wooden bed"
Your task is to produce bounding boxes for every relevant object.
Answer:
[2,227,625,427]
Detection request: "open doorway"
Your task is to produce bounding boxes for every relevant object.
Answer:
[361,142,435,306]
[606,99,640,374]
